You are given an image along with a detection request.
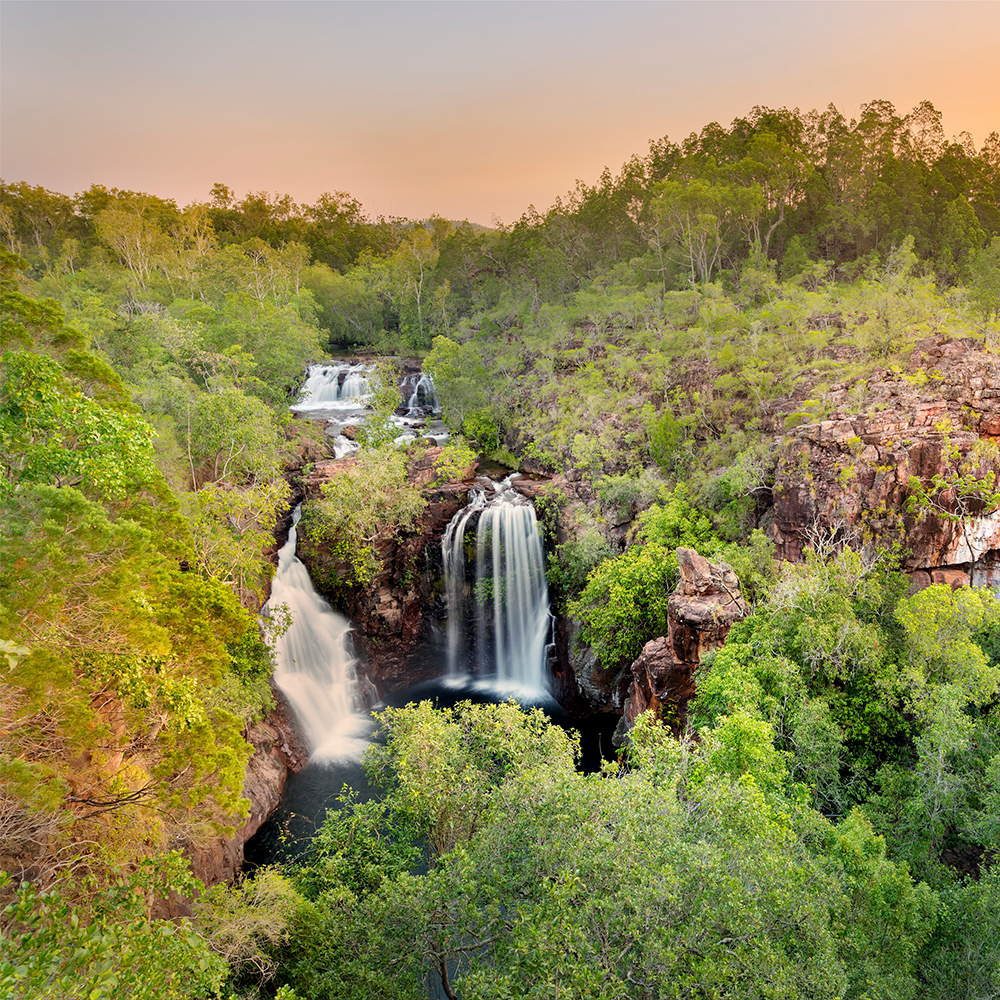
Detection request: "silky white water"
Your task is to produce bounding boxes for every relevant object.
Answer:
[291,363,372,411]
[290,362,449,455]
[442,478,552,695]
[267,508,367,759]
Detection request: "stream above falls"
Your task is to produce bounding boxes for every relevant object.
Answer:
[290,360,450,457]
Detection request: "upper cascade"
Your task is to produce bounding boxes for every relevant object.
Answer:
[291,362,372,411]
[441,476,553,695]
[290,361,447,457]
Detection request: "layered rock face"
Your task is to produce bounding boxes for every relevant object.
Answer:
[622,548,747,734]
[298,447,475,690]
[773,337,1000,587]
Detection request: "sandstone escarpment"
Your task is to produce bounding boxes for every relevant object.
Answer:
[773,337,1000,586]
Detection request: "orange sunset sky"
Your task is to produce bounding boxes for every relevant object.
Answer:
[2,0,999,226]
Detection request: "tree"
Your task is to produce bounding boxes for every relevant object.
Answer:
[0,861,227,1000]
[0,350,156,500]
[970,235,1000,350]
[650,175,764,284]
[894,586,1000,708]
[1,279,263,880]
[302,263,384,345]
[568,487,718,668]
[278,705,937,1000]
[94,206,168,291]
[183,386,284,488]
[853,235,931,357]
[300,446,426,588]
[390,227,439,344]
[422,334,490,433]
[356,359,402,449]
[732,132,814,256]
[363,700,576,858]
[188,478,291,609]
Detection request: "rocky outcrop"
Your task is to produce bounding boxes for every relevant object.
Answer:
[622,548,746,735]
[773,337,1000,587]
[298,447,477,691]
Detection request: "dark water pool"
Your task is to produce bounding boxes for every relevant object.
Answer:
[244,676,619,869]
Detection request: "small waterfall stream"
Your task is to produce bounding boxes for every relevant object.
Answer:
[267,507,367,759]
[441,477,553,694]
[292,362,372,409]
[290,361,448,455]
[401,371,440,417]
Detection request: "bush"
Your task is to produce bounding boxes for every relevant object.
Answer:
[568,487,717,667]
[300,447,426,588]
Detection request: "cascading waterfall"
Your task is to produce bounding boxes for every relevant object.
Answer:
[267,507,365,758]
[290,362,448,454]
[441,478,552,693]
[402,372,439,417]
[291,362,372,410]
[441,490,485,676]
[339,367,370,401]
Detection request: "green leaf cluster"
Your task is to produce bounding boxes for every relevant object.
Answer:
[568,486,717,667]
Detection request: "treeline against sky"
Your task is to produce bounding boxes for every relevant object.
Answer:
[2,99,998,352]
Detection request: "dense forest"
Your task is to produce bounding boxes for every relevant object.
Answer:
[2,98,1000,998]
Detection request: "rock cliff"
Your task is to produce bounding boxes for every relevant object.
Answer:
[298,447,476,691]
[773,337,1000,588]
[164,688,308,909]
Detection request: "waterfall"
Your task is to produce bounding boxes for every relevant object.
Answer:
[267,507,366,759]
[291,362,372,411]
[290,361,449,454]
[441,490,485,676]
[402,372,439,417]
[441,478,552,694]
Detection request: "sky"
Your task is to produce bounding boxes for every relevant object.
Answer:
[2,0,999,226]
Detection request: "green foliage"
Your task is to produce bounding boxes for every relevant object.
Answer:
[188,478,291,608]
[0,275,274,876]
[0,861,227,1000]
[294,789,419,899]
[568,486,717,667]
[646,402,696,477]
[547,526,612,600]
[423,334,491,433]
[184,386,285,488]
[300,446,426,589]
[364,700,577,858]
[916,864,1000,999]
[355,359,402,449]
[970,235,1000,324]
[430,437,477,484]
[1,348,157,501]
[273,704,942,1000]
[595,470,660,524]
[895,585,1000,707]
[195,866,300,987]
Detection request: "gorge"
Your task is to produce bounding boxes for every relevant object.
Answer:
[4,94,1000,997]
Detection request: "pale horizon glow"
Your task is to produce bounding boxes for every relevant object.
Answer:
[2,0,998,226]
